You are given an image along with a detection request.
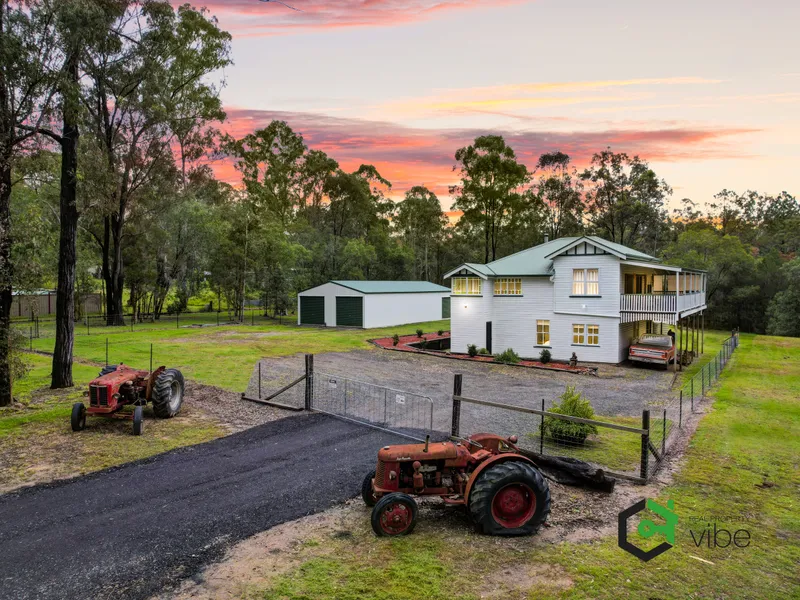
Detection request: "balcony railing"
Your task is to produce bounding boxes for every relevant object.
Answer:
[620,292,706,314]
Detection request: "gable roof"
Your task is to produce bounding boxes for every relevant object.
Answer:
[330,280,450,294]
[443,236,660,278]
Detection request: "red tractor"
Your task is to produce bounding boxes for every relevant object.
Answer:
[362,433,551,536]
[71,364,185,436]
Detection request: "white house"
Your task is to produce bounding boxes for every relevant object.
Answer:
[443,236,708,364]
[297,280,451,328]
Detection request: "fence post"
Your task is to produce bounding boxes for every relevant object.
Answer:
[217,311,220,327]
[383,387,388,425]
[304,354,314,411]
[662,409,667,456]
[540,398,545,454]
[640,409,650,480]
[29,327,33,351]
[451,374,462,437]
[258,362,262,399]
[679,389,683,427]
[701,364,705,396]
[87,316,90,336]
[106,338,109,367]
[150,343,153,373]
[177,311,179,329]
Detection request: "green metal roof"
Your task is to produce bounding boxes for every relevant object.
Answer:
[444,236,661,278]
[331,280,450,294]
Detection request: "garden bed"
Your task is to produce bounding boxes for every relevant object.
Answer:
[370,332,597,375]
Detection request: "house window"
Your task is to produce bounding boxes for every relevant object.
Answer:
[573,269,599,295]
[536,320,550,346]
[452,277,481,295]
[494,278,522,296]
[573,323,599,345]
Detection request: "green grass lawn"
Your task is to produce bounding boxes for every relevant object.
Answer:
[28,319,450,392]
[244,332,799,599]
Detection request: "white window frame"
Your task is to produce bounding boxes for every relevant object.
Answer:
[573,323,600,346]
[452,277,482,295]
[572,268,599,296]
[494,278,522,296]
[536,320,550,346]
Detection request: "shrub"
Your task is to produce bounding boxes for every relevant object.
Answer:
[496,348,520,364]
[392,333,400,346]
[419,339,428,349]
[437,329,444,336]
[416,328,424,338]
[478,347,489,355]
[544,386,598,445]
[539,348,552,364]
[467,344,478,357]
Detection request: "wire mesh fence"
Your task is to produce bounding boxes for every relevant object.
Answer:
[310,371,440,442]
[12,307,297,341]
[451,330,741,482]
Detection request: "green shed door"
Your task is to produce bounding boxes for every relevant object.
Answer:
[442,297,451,319]
[336,296,363,327]
[300,296,325,325]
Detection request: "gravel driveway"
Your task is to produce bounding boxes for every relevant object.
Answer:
[247,349,674,436]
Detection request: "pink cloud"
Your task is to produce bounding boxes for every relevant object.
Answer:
[181,1,528,36]
[216,107,758,201]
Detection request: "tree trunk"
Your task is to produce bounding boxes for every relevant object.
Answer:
[51,57,79,389]
[0,162,12,406]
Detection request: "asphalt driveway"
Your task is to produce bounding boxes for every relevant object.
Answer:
[0,413,404,600]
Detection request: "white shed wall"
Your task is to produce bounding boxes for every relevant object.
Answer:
[363,293,449,328]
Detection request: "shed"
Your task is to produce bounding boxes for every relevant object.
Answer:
[297,281,451,328]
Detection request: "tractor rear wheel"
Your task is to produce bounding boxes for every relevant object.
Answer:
[361,470,378,507]
[133,405,144,436]
[468,461,550,536]
[98,364,118,377]
[371,493,418,536]
[71,403,86,432]
[152,369,185,418]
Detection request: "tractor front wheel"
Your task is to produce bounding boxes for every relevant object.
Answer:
[152,369,185,418]
[361,470,378,507]
[468,461,550,536]
[133,406,144,436]
[71,403,86,432]
[371,493,418,536]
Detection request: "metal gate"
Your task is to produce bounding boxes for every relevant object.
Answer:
[311,371,436,441]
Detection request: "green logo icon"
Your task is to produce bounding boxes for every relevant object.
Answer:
[618,498,677,561]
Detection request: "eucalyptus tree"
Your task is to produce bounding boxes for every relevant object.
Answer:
[450,135,529,263]
[0,0,63,404]
[394,185,446,281]
[533,151,584,240]
[81,1,231,325]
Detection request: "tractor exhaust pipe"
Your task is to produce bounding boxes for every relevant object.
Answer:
[424,434,430,453]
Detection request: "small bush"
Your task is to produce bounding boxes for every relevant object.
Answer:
[496,348,520,364]
[437,329,444,336]
[392,334,400,346]
[478,347,489,355]
[544,386,598,445]
[416,328,424,338]
[419,339,428,349]
[467,344,478,357]
[539,348,552,364]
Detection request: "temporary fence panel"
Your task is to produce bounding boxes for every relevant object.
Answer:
[311,371,438,442]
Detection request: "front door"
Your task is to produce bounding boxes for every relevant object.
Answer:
[486,321,492,354]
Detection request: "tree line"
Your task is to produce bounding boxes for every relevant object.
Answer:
[2,1,798,407]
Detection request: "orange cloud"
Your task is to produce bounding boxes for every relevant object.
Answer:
[215,107,758,207]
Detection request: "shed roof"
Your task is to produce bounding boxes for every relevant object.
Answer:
[330,280,450,294]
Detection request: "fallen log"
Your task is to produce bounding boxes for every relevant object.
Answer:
[517,450,616,492]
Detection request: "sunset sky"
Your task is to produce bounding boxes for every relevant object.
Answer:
[199,0,800,211]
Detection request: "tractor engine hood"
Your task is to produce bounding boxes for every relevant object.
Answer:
[378,441,461,462]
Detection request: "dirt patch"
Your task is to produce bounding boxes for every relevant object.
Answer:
[478,563,574,597]
[184,381,289,433]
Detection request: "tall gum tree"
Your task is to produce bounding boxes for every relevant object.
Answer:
[82,1,231,325]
